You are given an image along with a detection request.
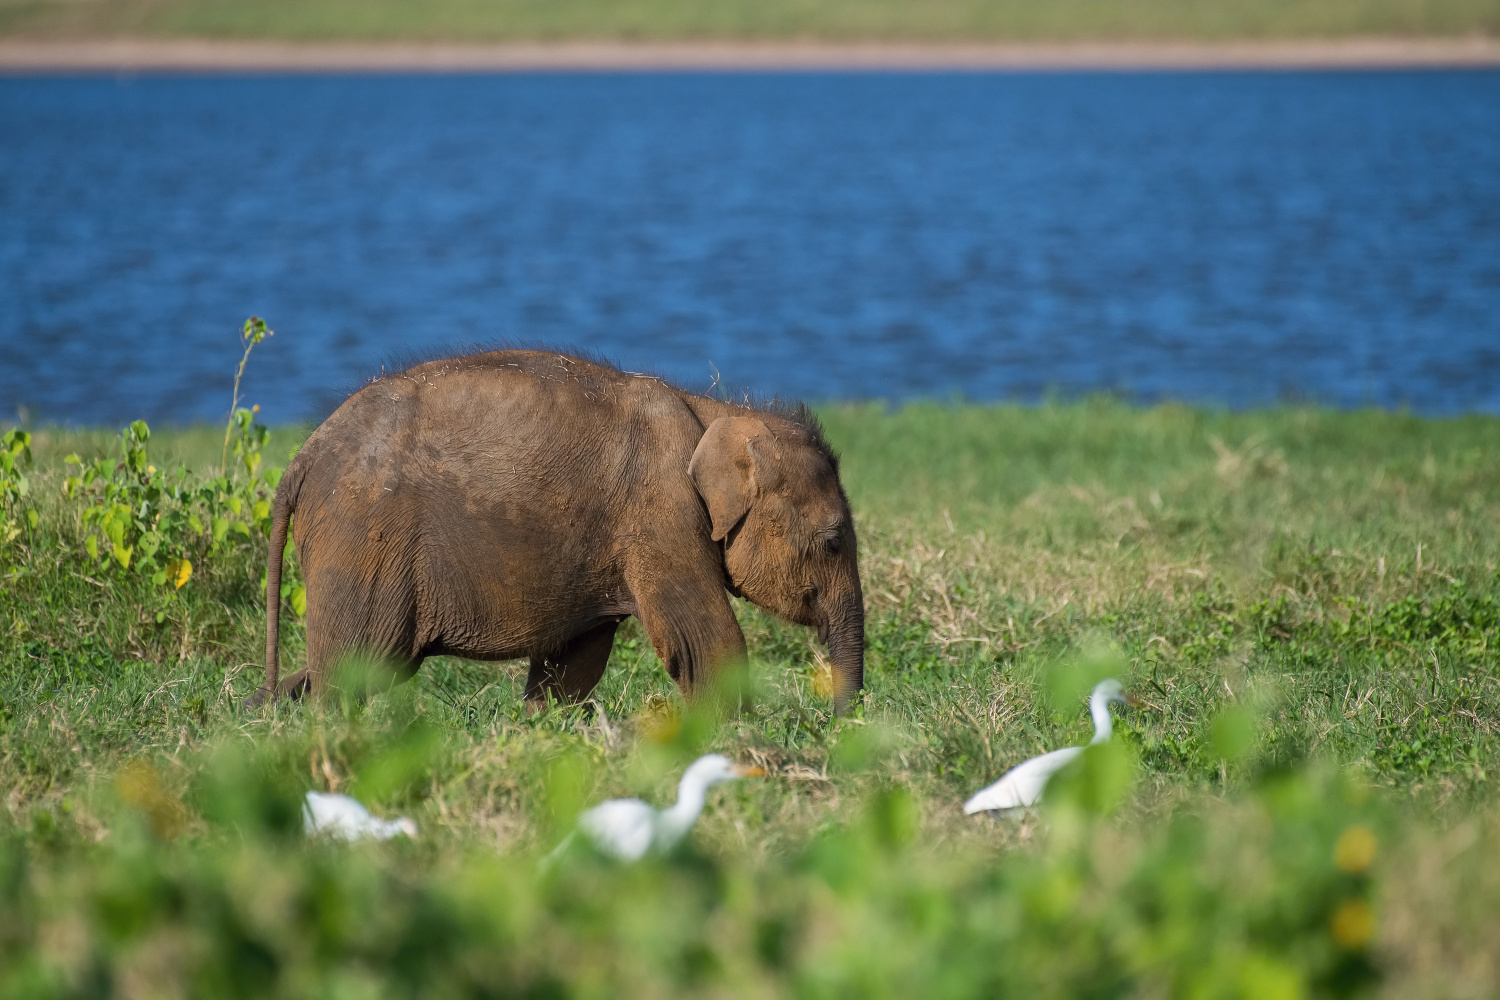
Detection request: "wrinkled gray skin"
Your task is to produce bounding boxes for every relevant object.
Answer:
[247,351,865,714]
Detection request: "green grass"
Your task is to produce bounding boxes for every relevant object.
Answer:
[3,401,1500,997]
[3,0,1499,41]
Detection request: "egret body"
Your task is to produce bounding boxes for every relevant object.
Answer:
[963,679,1137,815]
[568,754,764,862]
[303,791,418,841]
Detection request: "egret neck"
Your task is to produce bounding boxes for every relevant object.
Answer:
[655,767,714,849]
[1088,686,1117,745]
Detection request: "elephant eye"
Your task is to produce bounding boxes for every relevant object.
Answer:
[820,532,841,556]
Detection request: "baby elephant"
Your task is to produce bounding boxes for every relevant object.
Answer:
[248,350,865,714]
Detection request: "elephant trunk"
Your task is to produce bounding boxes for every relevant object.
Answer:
[824,588,866,716]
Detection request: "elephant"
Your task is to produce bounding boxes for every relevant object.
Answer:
[247,350,866,715]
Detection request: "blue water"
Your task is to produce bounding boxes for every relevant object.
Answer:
[2,71,1499,425]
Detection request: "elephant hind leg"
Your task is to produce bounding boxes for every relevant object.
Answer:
[276,668,312,699]
[525,620,620,710]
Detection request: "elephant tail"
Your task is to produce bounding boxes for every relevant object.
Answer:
[249,457,308,709]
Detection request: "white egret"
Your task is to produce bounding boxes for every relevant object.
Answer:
[303,791,418,841]
[963,678,1139,815]
[561,753,765,863]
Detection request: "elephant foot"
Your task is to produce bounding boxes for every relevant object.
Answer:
[240,670,313,711]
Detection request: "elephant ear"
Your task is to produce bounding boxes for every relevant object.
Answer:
[689,416,773,542]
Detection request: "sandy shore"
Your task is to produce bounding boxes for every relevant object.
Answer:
[2,37,1499,72]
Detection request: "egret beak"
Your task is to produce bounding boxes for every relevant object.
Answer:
[735,765,767,778]
[1124,694,1144,708]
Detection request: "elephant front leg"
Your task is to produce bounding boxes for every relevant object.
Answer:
[524,620,620,710]
[631,581,748,707]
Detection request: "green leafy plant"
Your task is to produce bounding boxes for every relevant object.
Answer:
[59,319,286,619]
[222,315,272,475]
[0,428,35,549]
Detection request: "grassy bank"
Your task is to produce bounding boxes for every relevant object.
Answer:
[2,0,1498,41]
[2,401,1499,997]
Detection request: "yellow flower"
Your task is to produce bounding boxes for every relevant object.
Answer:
[810,651,835,699]
[147,465,155,473]
[1331,898,1375,949]
[252,404,260,413]
[115,760,186,839]
[1334,825,1377,873]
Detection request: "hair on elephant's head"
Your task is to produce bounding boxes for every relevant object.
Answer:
[689,412,865,713]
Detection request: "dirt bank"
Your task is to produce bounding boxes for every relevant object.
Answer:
[3,37,1499,72]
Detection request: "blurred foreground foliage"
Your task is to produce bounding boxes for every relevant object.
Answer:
[2,714,1391,1000]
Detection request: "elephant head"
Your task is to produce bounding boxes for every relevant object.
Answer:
[689,413,865,714]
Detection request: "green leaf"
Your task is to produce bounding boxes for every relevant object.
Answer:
[243,315,271,345]
[1237,955,1305,1000]
[1210,706,1259,763]
[2,429,30,458]
[24,509,37,529]
[188,513,203,535]
[112,542,132,569]
[290,586,307,616]
[1045,644,1125,722]
[85,536,98,559]
[348,720,442,804]
[1046,739,1138,819]
[137,531,161,560]
[212,517,228,543]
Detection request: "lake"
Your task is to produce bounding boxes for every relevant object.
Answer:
[2,70,1498,425]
